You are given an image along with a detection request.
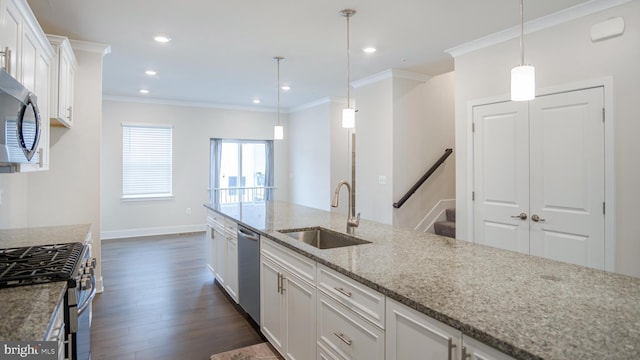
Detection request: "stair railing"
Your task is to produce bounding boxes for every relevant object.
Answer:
[393,148,453,209]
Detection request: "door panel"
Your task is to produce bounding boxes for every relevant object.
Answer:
[473,102,530,254]
[529,87,605,269]
[473,87,605,270]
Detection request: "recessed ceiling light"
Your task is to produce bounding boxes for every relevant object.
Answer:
[252,99,261,104]
[363,47,377,54]
[139,89,149,94]
[154,36,171,43]
[145,70,157,76]
[281,85,291,91]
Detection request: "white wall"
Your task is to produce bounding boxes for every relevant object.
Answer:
[393,72,456,229]
[288,101,331,210]
[353,71,456,227]
[101,100,289,239]
[454,1,640,277]
[0,174,28,229]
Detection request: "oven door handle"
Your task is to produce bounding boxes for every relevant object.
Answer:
[78,275,97,315]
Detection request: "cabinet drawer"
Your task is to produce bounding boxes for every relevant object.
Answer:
[261,237,316,285]
[317,263,385,328]
[317,292,384,360]
[208,211,225,231]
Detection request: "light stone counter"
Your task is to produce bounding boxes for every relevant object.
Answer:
[0,224,92,341]
[205,201,640,360]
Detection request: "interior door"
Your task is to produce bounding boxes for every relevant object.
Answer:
[529,87,605,269]
[473,101,530,254]
[473,87,605,269]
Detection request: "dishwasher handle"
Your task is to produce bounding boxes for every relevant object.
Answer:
[238,227,260,241]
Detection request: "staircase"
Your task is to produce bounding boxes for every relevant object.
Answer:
[434,208,455,238]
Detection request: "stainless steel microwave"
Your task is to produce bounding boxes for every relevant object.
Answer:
[0,68,41,169]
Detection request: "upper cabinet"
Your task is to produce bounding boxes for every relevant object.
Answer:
[47,35,76,128]
[0,0,54,172]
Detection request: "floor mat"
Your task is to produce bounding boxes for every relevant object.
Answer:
[210,342,280,360]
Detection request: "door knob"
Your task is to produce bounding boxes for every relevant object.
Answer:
[531,214,546,222]
[511,212,527,220]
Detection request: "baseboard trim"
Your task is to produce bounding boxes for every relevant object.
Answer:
[100,224,206,240]
[415,199,455,233]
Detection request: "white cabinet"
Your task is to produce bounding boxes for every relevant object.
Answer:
[205,210,238,303]
[317,291,385,360]
[45,296,66,360]
[260,238,316,360]
[0,0,21,79]
[0,0,53,172]
[386,298,515,360]
[47,35,76,128]
[461,336,516,360]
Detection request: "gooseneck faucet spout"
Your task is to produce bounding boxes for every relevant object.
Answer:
[331,180,360,234]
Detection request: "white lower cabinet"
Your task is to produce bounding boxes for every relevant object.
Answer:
[317,292,384,360]
[205,210,238,303]
[205,217,216,275]
[225,233,238,301]
[386,298,515,360]
[260,238,316,360]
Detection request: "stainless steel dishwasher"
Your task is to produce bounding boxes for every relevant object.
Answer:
[237,224,260,325]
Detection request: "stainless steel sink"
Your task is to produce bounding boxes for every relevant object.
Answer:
[278,227,371,249]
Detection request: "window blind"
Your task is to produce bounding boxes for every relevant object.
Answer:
[122,124,173,198]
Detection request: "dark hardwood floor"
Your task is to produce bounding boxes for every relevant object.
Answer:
[91,233,264,360]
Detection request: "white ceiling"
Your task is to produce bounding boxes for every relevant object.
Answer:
[27,0,590,110]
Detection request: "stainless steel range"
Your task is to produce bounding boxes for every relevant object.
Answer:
[0,242,97,360]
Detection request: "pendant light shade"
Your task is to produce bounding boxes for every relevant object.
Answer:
[511,65,535,101]
[273,125,284,140]
[510,0,535,101]
[340,9,356,129]
[274,56,284,140]
[342,108,355,128]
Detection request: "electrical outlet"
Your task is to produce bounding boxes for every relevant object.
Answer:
[186,208,191,215]
[378,176,387,185]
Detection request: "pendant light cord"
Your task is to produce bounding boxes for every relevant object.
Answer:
[520,0,525,65]
[346,13,351,109]
[277,58,281,126]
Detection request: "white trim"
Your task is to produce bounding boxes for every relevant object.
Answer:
[414,199,456,233]
[101,224,206,240]
[69,39,111,55]
[445,0,632,58]
[351,69,431,89]
[103,95,280,113]
[466,76,615,272]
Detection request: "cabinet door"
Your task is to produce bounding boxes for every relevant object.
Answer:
[386,297,461,360]
[0,0,21,78]
[260,256,285,355]
[214,228,226,286]
[462,336,516,360]
[205,223,215,274]
[283,273,316,360]
[225,235,238,302]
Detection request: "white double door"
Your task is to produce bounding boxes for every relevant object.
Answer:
[473,87,605,269]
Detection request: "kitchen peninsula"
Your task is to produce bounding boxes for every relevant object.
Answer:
[205,200,640,360]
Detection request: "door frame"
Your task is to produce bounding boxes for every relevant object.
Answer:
[465,76,615,271]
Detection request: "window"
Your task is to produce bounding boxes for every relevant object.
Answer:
[122,123,173,199]
[210,139,274,204]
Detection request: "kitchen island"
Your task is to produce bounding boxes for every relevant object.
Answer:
[0,224,92,341]
[206,200,640,360]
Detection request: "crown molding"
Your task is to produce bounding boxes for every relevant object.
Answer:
[289,97,347,113]
[351,69,431,89]
[70,39,112,56]
[445,0,632,58]
[103,95,282,113]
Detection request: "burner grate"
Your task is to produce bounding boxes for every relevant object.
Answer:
[0,242,84,288]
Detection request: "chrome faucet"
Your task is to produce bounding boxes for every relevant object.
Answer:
[331,180,360,234]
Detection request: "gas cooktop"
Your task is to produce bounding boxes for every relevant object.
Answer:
[0,242,83,288]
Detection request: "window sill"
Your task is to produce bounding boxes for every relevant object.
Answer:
[121,195,174,202]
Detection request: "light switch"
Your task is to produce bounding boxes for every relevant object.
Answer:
[378,176,387,185]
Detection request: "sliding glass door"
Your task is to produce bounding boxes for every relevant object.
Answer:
[210,139,274,204]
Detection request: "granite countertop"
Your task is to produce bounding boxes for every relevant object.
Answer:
[205,201,640,360]
[0,224,92,341]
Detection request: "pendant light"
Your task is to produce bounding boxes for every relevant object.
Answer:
[510,0,535,101]
[340,9,356,128]
[274,56,284,140]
